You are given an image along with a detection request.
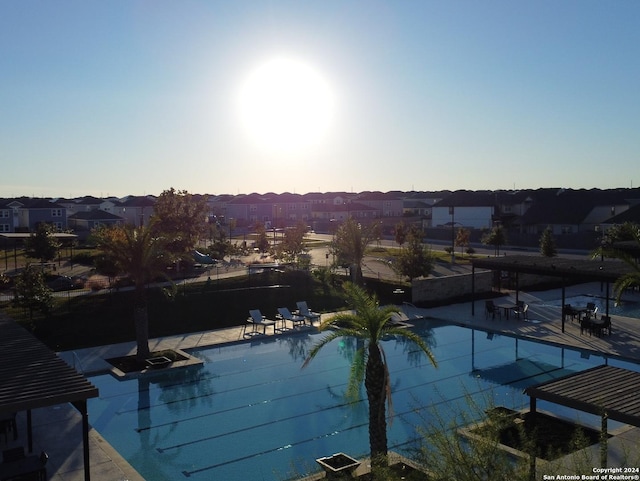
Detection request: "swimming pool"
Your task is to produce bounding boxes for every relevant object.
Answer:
[87,324,640,481]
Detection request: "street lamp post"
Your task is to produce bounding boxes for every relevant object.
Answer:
[449,206,455,263]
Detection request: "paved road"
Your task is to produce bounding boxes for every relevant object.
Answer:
[0,232,593,302]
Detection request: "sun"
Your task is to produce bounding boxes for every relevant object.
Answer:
[238,57,334,153]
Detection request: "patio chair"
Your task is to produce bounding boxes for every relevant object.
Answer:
[246,309,276,336]
[2,446,25,463]
[484,300,501,320]
[296,301,320,325]
[277,307,306,329]
[563,304,578,322]
[0,412,17,443]
[600,315,612,336]
[580,317,594,336]
[513,303,528,320]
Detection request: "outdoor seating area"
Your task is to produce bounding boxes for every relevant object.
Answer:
[581,314,612,337]
[0,445,48,481]
[484,300,502,320]
[244,302,320,337]
[488,300,530,321]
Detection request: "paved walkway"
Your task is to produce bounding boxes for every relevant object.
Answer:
[3,282,640,480]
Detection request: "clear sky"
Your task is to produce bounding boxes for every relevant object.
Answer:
[1,1,639,198]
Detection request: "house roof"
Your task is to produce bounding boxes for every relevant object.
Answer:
[118,196,156,207]
[433,190,497,208]
[311,202,377,213]
[68,210,124,221]
[606,204,640,224]
[355,191,403,201]
[520,188,640,226]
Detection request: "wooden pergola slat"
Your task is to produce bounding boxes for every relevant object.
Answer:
[0,317,99,481]
[524,365,640,467]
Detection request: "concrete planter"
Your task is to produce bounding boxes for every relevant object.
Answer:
[145,356,172,369]
[316,453,360,478]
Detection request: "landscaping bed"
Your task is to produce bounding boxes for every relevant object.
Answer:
[472,408,603,461]
[106,349,188,374]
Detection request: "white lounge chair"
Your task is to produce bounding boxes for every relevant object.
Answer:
[277,307,306,329]
[389,311,411,327]
[246,309,276,336]
[296,301,320,325]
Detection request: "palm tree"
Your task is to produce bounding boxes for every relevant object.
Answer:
[600,226,640,304]
[92,224,169,359]
[303,282,437,471]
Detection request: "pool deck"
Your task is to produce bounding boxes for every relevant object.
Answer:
[5,282,640,480]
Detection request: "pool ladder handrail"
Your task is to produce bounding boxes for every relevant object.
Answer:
[71,351,85,374]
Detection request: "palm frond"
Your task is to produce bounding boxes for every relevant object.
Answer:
[302,329,357,369]
[382,327,438,368]
[346,346,366,402]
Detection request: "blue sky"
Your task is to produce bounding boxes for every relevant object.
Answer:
[1,1,639,198]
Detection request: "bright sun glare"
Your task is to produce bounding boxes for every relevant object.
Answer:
[238,57,334,153]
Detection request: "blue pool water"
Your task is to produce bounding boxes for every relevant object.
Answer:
[88,324,640,481]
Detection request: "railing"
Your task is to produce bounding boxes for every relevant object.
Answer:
[71,351,85,374]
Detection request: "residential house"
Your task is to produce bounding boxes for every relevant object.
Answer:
[432,191,497,229]
[310,201,378,222]
[0,198,67,232]
[117,196,156,227]
[67,210,124,233]
[206,194,235,223]
[0,199,16,233]
[518,189,636,236]
[354,191,404,217]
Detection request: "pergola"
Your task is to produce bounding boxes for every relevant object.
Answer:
[0,317,98,480]
[470,254,637,332]
[1,232,78,272]
[525,365,640,467]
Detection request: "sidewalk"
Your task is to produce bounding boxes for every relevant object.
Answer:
[4,282,640,480]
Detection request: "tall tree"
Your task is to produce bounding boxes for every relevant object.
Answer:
[331,217,381,285]
[394,225,435,282]
[92,224,169,359]
[277,221,309,264]
[481,224,507,257]
[12,265,53,321]
[303,283,437,473]
[539,226,557,257]
[603,221,639,243]
[254,222,270,254]
[151,188,209,261]
[455,227,470,259]
[24,223,60,267]
[394,221,407,249]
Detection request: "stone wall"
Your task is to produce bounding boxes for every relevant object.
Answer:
[412,270,493,305]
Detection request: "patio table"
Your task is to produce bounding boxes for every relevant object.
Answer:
[495,303,518,320]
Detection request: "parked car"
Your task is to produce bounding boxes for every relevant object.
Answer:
[46,275,83,291]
